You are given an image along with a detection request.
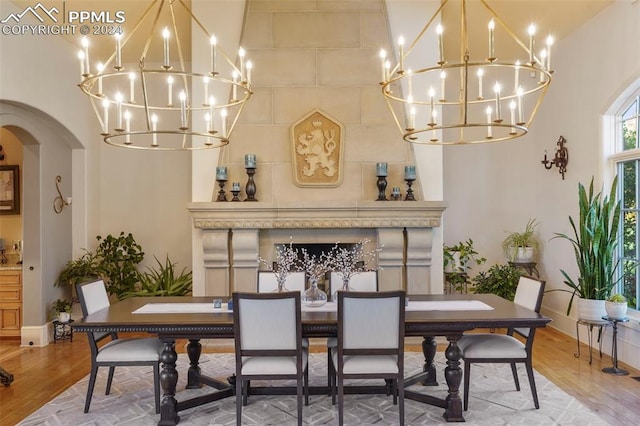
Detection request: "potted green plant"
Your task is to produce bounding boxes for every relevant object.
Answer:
[51,298,73,323]
[605,293,628,319]
[122,256,193,298]
[553,177,621,320]
[55,250,100,297]
[443,239,486,293]
[501,218,541,262]
[471,263,521,301]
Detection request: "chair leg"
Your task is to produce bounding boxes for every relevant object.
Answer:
[84,364,99,413]
[525,360,540,409]
[304,366,309,406]
[105,366,115,395]
[392,379,398,405]
[463,361,470,411]
[235,376,242,426]
[327,350,332,395]
[243,379,249,406]
[153,363,160,414]
[297,373,303,426]
[337,374,344,426]
[510,362,521,391]
[398,375,405,426]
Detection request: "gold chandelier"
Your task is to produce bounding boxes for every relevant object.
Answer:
[380,0,553,145]
[77,0,252,150]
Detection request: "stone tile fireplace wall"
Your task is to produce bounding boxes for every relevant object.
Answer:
[189,201,445,296]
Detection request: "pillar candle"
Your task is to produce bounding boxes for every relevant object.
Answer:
[216,166,227,181]
[245,154,256,168]
[232,182,241,191]
[404,165,416,180]
[376,162,388,177]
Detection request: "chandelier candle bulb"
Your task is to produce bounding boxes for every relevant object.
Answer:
[216,166,227,181]
[78,51,85,77]
[179,91,187,130]
[128,73,136,103]
[239,48,246,82]
[429,87,435,124]
[385,61,391,87]
[167,76,174,106]
[494,83,502,122]
[151,114,158,146]
[210,35,217,75]
[209,97,216,133]
[101,97,109,134]
[398,36,405,73]
[96,63,104,95]
[509,101,517,134]
[546,36,554,70]
[220,109,228,139]
[404,165,416,180]
[246,61,253,85]
[124,110,131,144]
[440,70,446,100]
[162,27,170,68]
[514,61,520,93]
[115,92,124,131]
[539,49,547,83]
[517,87,524,124]
[245,154,256,168]
[436,24,444,64]
[477,68,484,99]
[81,37,90,75]
[407,69,413,98]
[409,106,416,130]
[488,19,495,60]
[528,24,536,64]
[379,49,386,82]
[115,33,122,70]
[376,162,388,177]
[486,106,493,138]
[232,71,238,101]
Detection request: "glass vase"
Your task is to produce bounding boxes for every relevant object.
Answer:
[302,276,327,307]
[332,275,352,302]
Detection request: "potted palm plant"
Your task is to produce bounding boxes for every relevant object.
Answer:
[553,177,620,320]
[501,218,541,262]
[443,239,486,293]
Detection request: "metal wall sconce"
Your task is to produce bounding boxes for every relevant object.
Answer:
[53,175,72,214]
[542,135,568,180]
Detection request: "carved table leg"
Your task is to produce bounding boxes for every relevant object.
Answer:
[186,339,202,389]
[159,339,180,426]
[421,336,439,386]
[443,335,464,422]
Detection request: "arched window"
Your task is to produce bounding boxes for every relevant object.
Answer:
[611,89,640,311]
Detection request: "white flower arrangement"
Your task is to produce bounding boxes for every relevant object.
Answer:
[298,247,333,284]
[327,238,382,283]
[257,238,299,287]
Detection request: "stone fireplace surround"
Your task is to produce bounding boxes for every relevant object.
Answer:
[188,201,446,296]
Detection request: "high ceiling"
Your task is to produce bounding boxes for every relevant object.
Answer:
[6,0,614,65]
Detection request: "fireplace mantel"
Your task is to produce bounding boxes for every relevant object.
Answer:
[188,201,446,296]
[188,201,446,229]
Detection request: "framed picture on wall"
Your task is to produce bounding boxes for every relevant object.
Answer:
[0,165,20,215]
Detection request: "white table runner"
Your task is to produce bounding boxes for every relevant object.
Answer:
[132,300,493,314]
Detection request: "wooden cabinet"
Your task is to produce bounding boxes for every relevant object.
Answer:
[0,270,22,337]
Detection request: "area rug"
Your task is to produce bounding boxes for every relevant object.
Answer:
[19,352,607,425]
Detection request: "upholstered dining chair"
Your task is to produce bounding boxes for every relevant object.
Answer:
[457,276,546,411]
[76,280,163,413]
[257,271,306,293]
[329,290,406,426]
[232,291,309,426]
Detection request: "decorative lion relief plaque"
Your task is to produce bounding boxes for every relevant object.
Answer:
[291,109,344,187]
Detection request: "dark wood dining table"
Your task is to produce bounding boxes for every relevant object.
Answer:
[72,293,551,425]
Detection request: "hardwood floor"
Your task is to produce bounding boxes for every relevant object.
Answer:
[1,327,638,425]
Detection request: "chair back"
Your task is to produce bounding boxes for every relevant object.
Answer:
[329,271,378,295]
[233,291,302,352]
[257,271,306,293]
[512,276,546,339]
[76,279,115,345]
[338,290,405,351]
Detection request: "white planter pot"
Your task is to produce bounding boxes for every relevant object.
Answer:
[514,247,535,263]
[58,312,71,323]
[577,298,607,321]
[605,301,628,319]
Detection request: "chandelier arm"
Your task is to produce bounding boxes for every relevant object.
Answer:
[88,97,107,135]
[139,66,152,131]
[403,0,448,61]
[169,1,190,101]
[462,53,469,125]
[524,80,551,127]
[460,0,468,62]
[139,0,166,62]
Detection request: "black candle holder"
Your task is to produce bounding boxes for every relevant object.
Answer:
[376,176,388,201]
[216,179,227,202]
[404,179,416,201]
[244,168,258,201]
[231,189,241,201]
